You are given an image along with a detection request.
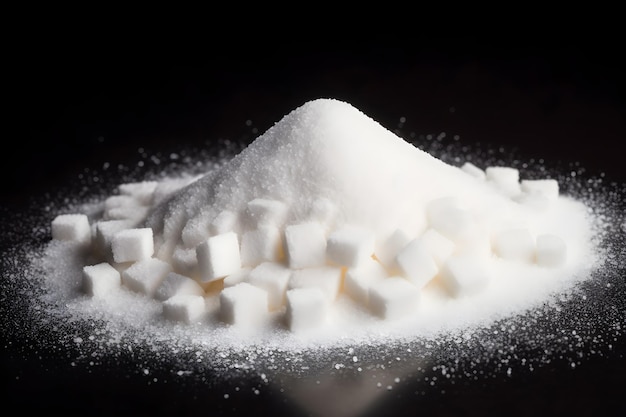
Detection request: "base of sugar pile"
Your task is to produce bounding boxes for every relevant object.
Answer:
[3,98,624,415]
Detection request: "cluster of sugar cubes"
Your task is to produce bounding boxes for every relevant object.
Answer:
[51,159,566,333]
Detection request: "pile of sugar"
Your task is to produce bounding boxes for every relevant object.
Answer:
[45,98,600,346]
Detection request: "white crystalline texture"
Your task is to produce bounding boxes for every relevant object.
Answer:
[82,262,121,297]
[162,294,206,324]
[369,277,420,320]
[536,234,567,267]
[461,162,486,180]
[111,228,154,263]
[375,228,412,271]
[219,282,269,327]
[121,258,172,297]
[288,266,343,301]
[286,288,329,333]
[240,225,283,267]
[155,272,205,301]
[395,238,439,289]
[51,214,91,244]
[247,261,291,310]
[196,232,241,282]
[440,255,491,297]
[244,198,288,229]
[284,222,328,269]
[326,225,375,268]
[492,228,535,263]
[486,166,521,197]
[344,258,388,306]
[94,219,136,259]
[223,267,252,288]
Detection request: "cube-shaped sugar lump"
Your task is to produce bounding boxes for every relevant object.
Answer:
[247,262,291,310]
[395,239,439,289]
[440,255,491,297]
[286,288,329,333]
[196,232,241,282]
[344,258,388,306]
[240,225,282,267]
[306,197,337,229]
[536,234,567,267]
[162,294,206,324]
[181,210,212,248]
[288,266,343,301]
[118,181,158,205]
[209,210,239,235]
[171,247,199,278]
[492,228,535,263]
[155,272,205,301]
[51,214,91,244]
[426,197,473,241]
[406,228,455,267]
[122,258,172,297]
[82,262,121,297]
[520,179,559,201]
[95,219,136,256]
[486,166,521,197]
[375,228,411,270]
[284,222,327,269]
[368,277,420,320]
[461,162,486,180]
[105,205,151,223]
[244,198,288,228]
[326,225,375,268]
[219,282,268,326]
[111,227,154,263]
[223,267,252,288]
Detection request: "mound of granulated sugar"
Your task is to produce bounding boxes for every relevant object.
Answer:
[47,98,598,346]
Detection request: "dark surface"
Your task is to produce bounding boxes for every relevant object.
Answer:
[3,30,626,417]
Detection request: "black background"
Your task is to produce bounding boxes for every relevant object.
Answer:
[3,17,625,417]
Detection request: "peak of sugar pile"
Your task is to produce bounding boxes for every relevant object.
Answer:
[49,98,597,345]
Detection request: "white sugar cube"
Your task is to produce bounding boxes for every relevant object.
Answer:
[209,210,239,235]
[223,267,252,288]
[368,277,420,320]
[375,228,412,270]
[244,198,288,228]
[326,225,375,268]
[82,262,120,297]
[196,232,241,282]
[440,255,491,297]
[171,247,199,278]
[409,228,455,266]
[105,205,150,223]
[51,214,91,244]
[461,162,486,180]
[288,266,343,301]
[520,179,559,201]
[95,219,136,257]
[155,272,205,301]
[181,210,212,248]
[426,197,473,241]
[306,197,337,229]
[219,282,268,327]
[344,258,388,306]
[486,166,521,197]
[111,228,154,263]
[162,294,206,324]
[240,226,282,267]
[284,222,328,269]
[247,262,291,310]
[492,228,535,263]
[536,234,567,267]
[396,239,439,289]
[286,288,329,333]
[122,258,172,297]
